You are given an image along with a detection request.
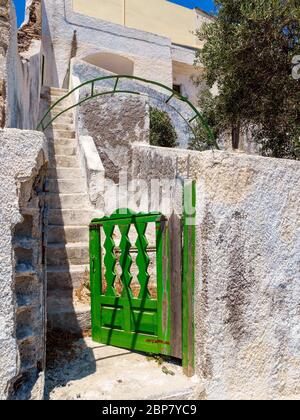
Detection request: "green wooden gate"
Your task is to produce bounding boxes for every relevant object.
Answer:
[89,209,173,356]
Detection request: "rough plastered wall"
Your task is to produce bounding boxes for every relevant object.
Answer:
[0,0,42,129]
[0,0,10,128]
[42,0,173,88]
[76,82,150,184]
[0,129,48,400]
[132,144,300,400]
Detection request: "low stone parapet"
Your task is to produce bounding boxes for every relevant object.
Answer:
[0,128,48,400]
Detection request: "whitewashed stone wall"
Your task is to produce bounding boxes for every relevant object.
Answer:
[132,144,300,400]
[0,129,48,400]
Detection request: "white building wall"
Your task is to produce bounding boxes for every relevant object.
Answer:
[42,0,174,88]
[42,0,211,105]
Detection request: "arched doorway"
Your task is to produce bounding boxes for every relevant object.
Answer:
[82,53,134,76]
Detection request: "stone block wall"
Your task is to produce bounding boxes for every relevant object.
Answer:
[0,129,48,400]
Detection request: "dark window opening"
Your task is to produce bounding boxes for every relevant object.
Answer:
[173,84,182,95]
[41,55,45,86]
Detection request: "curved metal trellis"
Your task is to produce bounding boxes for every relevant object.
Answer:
[37,75,219,149]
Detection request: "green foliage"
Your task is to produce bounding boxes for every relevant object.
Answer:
[194,0,300,159]
[150,107,178,148]
[189,89,222,151]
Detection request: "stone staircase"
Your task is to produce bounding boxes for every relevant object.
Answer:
[44,87,97,335]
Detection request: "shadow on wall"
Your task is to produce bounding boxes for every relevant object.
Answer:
[82,52,134,76]
[43,114,96,399]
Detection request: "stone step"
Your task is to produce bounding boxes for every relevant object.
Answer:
[50,103,73,112]
[47,225,89,243]
[49,98,71,107]
[48,209,100,226]
[16,293,39,312]
[15,264,37,278]
[49,87,68,95]
[46,193,90,209]
[49,93,69,100]
[47,264,89,291]
[50,94,71,101]
[49,155,79,168]
[47,178,86,194]
[18,339,39,373]
[45,126,75,137]
[47,290,91,334]
[16,325,35,342]
[51,123,75,131]
[44,120,74,131]
[49,94,69,101]
[52,130,76,139]
[48,137,77,147]
[50,107,74,116]
[47,167,83,179]
[47,242,89,266]
[50,115,74,125]
[48,145,77,157]
[41,87,66,97]
[50,111,74,121]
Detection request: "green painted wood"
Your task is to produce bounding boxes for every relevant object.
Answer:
[182,180,196,377]
[103,225,117,297]
[131,309,157,335]
[89,225,101,343]
[169,213,183,359]
[119,224,133,300]
[92,214,164,226]
[99,328,160,354]
[156,220,171,355]
[100,303,157,335]
[118,224,133,333]
[90,209,172,356]
[99,295,157,310]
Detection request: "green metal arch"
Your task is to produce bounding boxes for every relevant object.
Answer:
[37,75,219,149]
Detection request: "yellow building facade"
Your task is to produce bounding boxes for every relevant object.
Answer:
[73,0,207,48]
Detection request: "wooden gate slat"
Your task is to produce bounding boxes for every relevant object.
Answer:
[169,213,183,359]
[90,225,101,343]
[103,225,117,297]
[135,222,150,300]
[90,210,173,356]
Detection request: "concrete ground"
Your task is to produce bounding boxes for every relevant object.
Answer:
[45,337,200,400]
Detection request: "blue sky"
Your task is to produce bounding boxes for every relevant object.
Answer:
[14,0,25,27]
[13,0,215,27]
[170,1,215,12]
